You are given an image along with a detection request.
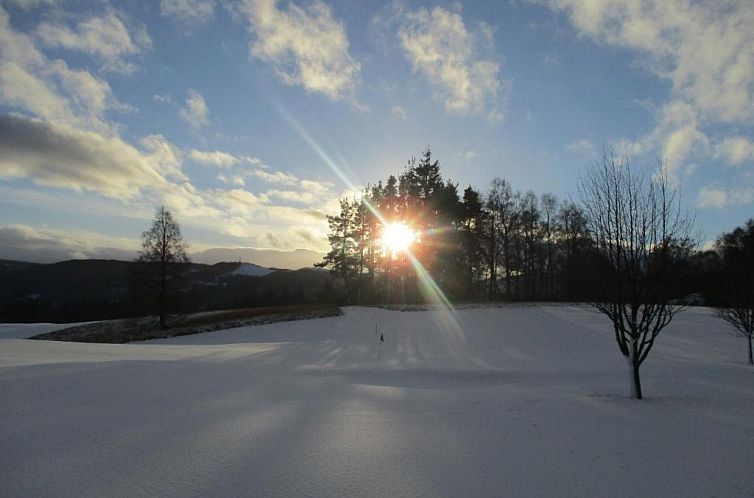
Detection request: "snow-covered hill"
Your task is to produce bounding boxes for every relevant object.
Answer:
[229,262,275,277]
[1,305,752,497]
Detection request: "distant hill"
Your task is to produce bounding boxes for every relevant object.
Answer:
[0,259,333,323]
[190,248,323,269]
[0,248,325,269]
[230,263,276,277]
[0,259,40,272]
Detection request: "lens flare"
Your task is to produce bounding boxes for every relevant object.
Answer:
[381,222,415,254]
[267,96,459,320]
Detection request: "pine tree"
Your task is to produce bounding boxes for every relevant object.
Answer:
[317,198,359,302]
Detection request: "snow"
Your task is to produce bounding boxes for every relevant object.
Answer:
[230,263,274,277]
[0,321,98,339]
[1,305,752,497]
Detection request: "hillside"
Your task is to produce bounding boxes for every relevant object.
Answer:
[0,259,332,323]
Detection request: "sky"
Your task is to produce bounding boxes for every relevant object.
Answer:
[0,0,752,268]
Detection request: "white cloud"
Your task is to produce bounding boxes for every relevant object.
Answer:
[160,0,215,25]
[214,188,270,214]
[0,6,124,132]
[35,11,151,74]
[190,150,237,167]
[385,4,505,119]
[696,186,728,209]
[266,189,320,204]
[189,149,261,167]
[455,149,479,162]
[697,185,754,209]
[566,138,595,156]
[0,5,333,257]
[544,0,754,175]
[299,179,333,194]
[616,99,709,176]
[240,0,361,104]
[715,136,754,166]
[248,168,298,185]
[0,114,168,199]
[217,173,245,186]
[0,224,138,263]
[2,0,57,10]
[391,105,407,120]
[140,134,185,181]
[546,0,754,123]
[179,89,209,128]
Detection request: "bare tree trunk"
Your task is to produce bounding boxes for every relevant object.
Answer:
[632,361,643,400]
[159,263,166,330]
[627,337,643,399]
[748,335,753,365]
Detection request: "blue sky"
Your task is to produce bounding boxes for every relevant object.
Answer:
[1,0,752,266]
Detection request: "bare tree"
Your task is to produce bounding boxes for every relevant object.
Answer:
[486,178,519,299]
[717,308,754,364]
[137,205,190,330]
[540,193,558,298]
[579,150,693,399]
[713,219,754,364]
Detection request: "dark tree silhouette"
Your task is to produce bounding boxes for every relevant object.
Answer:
[137,205,189,329]
[714,219,754,364]
[316,198,360,301]
[579,150,693,399]
[485,178,518,299]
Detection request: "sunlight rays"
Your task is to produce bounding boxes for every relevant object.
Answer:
[267,97,458,316]
[380,222,416,255]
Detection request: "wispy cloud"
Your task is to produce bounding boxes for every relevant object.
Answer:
[391,105,407,120]
[160,0,215,26]
[3,0,57,10]
[179,89,209,129]
[697,185,754,209]
[248,168,298,185]
[189,149,261,167]
[34,10,151,74]
[566,138,596,156]
[545,0,754,178]
[378,3,506,120]
[715,137,754,167]
[240,0,362,105]
[0,5,125,132]
[0,3,341,258]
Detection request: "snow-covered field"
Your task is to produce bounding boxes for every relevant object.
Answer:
[1,305,752,497]
[0,321,97,339]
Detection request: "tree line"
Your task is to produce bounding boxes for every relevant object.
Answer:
[120,148,752,399]
[319,147,600,304]
[318,146,754,397]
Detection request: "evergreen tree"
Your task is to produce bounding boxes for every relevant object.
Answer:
[714,219,754,364]
[317,199,359,302]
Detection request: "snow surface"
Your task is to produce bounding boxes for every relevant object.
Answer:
[1,305,753,497]
[230,263,274,277]
[0,321,98,339]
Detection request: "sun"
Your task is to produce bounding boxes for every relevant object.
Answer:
[381,222,416,255]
